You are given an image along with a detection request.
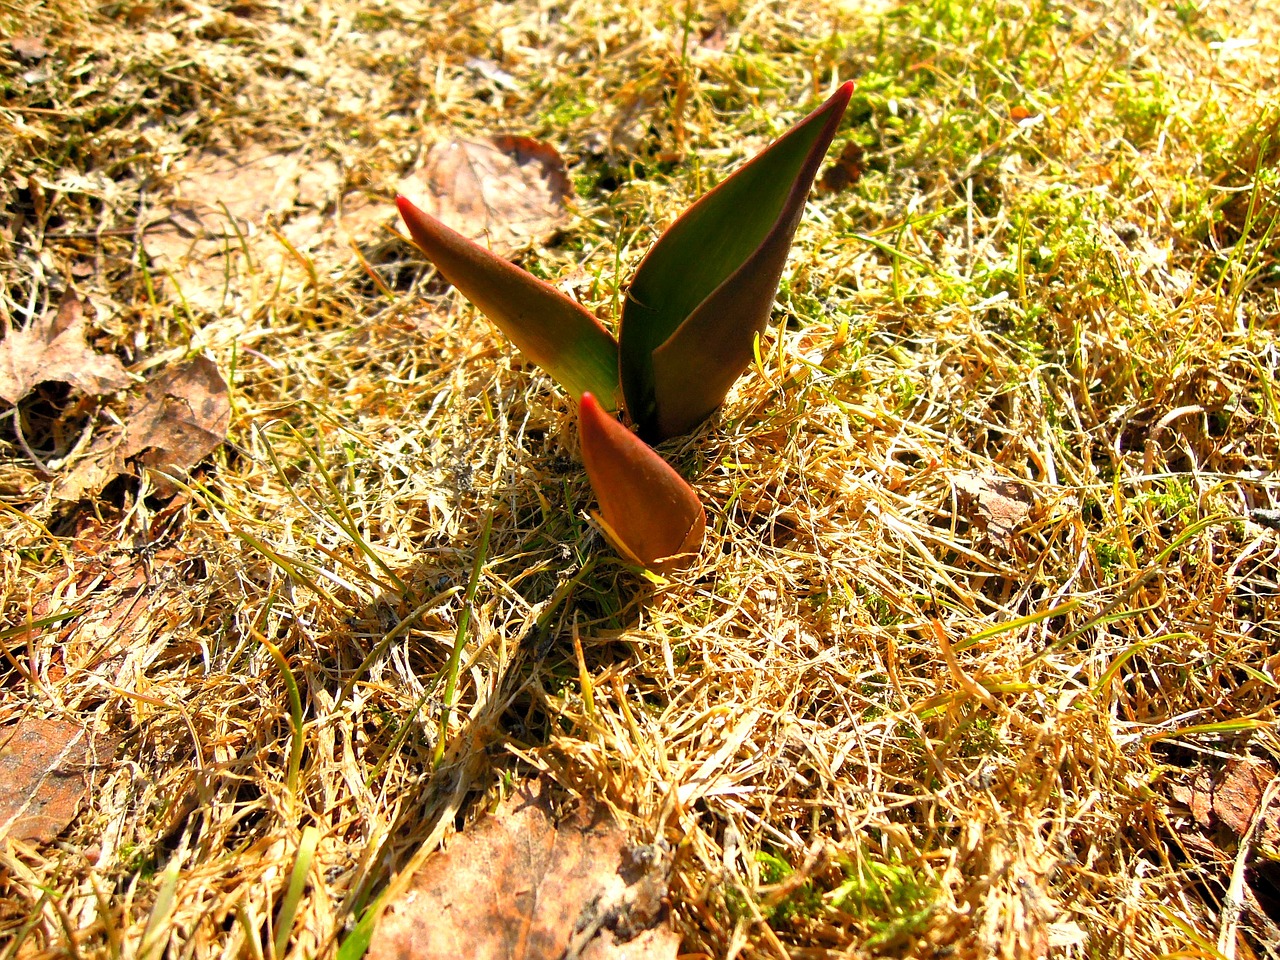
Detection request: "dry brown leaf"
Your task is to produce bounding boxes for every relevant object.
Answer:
[0,718,112,843]
[55,356,230,500]
[820,141,865,194]
[954,473,1035,554]
[369,778,678,960]
[1215,759,1279,840]
[0,294,131,405]
[122,356,231,495]
[332,193,393,248]
[1171,769,1215,830]
[10,36,50,62]
[143,145,305,310]
[1169,760,1280,844]
[398,136,573,256]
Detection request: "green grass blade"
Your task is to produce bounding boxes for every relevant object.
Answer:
[434,510,493,768]
[273,826,318,959]
[335,893,384,960]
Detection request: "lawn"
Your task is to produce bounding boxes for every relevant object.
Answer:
[2,0,1279,956]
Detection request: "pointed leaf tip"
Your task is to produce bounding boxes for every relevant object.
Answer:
[396,195,621,408]
[619,81,853,441]
[577,392,705,571]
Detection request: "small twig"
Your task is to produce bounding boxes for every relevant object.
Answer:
[10,407,55,479]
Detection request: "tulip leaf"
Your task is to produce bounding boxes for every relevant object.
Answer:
[396,196,621,408]
[577,392,705,571]
[618,81,853,441]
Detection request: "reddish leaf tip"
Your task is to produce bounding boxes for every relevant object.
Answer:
[394,193,419,217]
[577,394,705,571]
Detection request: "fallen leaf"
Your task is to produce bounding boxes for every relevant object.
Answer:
[121,356,231,495]
[333,193,393,247]
[54,356,230,500]
[1169,760,1280,845]
[369,778,679,960]
[143,145,305,311]
[954,473,1035,554]
[1215,759,1279,840]
[1171,768,1215,830]
[0,718,112,843]
[397,136,573,256]
[820,141,864,193]
[10,36,50,62]
[0,293,132,405]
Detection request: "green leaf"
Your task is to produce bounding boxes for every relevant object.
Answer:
[396,196,620,407]
[577,392,705,571]
[618,81,853,441]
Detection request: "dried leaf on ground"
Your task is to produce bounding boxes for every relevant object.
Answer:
[329,193,392,248]
[10,35,50,62]
[143,145,306,310]
[0,718,112,843]
[820,141,865,193]
[55,356,230,500]
[1215,759,1278,838]
[121,356,231,494]
[0,294,131,405]
[369,778,678,960]
[1171,768,1215,830]
[954,473,1035,554]
[398,136,573,256]
[1169,760,1280,843]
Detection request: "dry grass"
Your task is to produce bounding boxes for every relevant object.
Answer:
[2,0,1279,957]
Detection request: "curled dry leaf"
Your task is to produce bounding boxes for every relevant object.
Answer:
[0,293,131,405]
[953,473,1035,555]
[0,718,114,843]
[1171,759,1280,843]
[369,778,678,960]
[398,136,573,256]
[123,355,232,494]
[55,356,231,501]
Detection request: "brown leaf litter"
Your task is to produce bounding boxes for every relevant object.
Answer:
[0,293,131,406]
[0,718,114,843]
[55,355,230,500]
[819,140,865,194]
[143,144,348,310]
[1170,758,1280,845]
[369,778,678,960]
[397,136,573,256]
[1168,759,1280,952]
[952,472,1036,555]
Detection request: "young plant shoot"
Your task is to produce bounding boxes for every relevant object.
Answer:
[397,81,853,570]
